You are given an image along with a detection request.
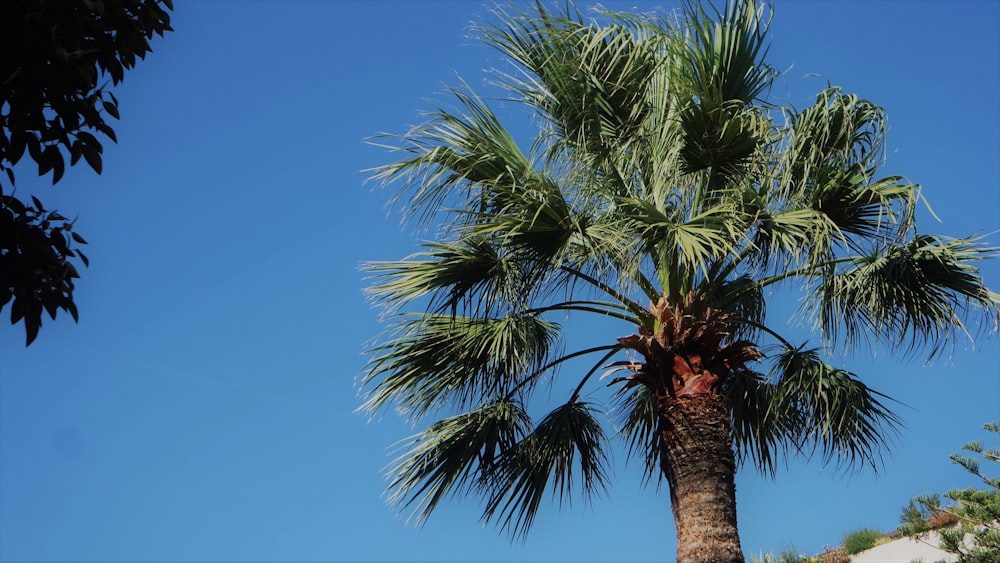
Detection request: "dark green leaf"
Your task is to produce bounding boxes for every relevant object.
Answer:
[82,144,103,174]
[42,295,59,320]
[10,297,24,325]
[25,314,40,346]
[102,100,120,119]
[9,131,27,165]
[51,154,65,184]
[95,122,118,143]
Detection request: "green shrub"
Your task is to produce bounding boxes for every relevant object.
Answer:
[842,527,883,554]
[775,546,807,563]
[898,422,1000,561]
[750,546,811,563]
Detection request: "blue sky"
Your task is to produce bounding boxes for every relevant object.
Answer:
[1,1,998,561]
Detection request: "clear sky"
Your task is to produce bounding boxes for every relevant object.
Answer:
[1,1,998,561]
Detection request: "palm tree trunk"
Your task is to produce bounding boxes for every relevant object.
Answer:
[660,392,744,563]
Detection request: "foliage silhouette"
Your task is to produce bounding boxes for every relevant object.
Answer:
[0,0,173,345]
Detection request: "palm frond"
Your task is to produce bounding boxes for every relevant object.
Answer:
[482,3,658,172]
[679,102,768,175]
[368,85,539,228]
[808,169,915,244]
[781,87,888,189]
[724,372,786,477]
[812,234,1000,358]
[613,384,662,484]
[385,398,530,525]
[472,174,577,269]
[364,238,523,315]
[360,313,559,420]
[680,0,774,107]
[768,345,903,469]
[769,87,919,258]
[615,196,746,281]
[483,399,610,539]
[675,0,775,175]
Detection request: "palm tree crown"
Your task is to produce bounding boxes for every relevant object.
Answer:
[359,0,999,558]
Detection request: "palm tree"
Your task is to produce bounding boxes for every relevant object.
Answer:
[358,1,1000,561]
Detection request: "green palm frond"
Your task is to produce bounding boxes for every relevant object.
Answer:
[364,239,523,315]
[724,372,786,477]
[746,207,815,271]
[782,87,887,185]
[369,86,540,228]
[679,102,768,176]
[676,0,774,176]
[615,196,746,287]
[613,384,662,484]
[807,169,914,244]
[813,235,1000,357]
[768,345,902,469]
[472,174,578,269]
[769,87,918,259]
[385,398,530,525]
[483,3,658,170]
[361,313,559,420]
[726,343,904,475]
[679,0,774,107]
[483,400,610,539]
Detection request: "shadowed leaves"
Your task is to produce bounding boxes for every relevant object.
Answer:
[483,400,610,539]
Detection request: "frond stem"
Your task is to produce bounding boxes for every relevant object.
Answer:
[569,347,622,403]
[528,301,640,325]
[559,265,651,319]
[757,256,855,289]
[707,241,758,286]
[732,318,795,350]
[506,344,623,399]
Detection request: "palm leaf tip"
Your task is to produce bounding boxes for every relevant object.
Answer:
[769,345,903,471]
[680,0,775,107]
[724,372,783,477]
[482,400,610,539]
[814,234,1000,358]
[613,384,662,483]
[360,312,559,420]
[362,239,516,314]
[385,398,530,526]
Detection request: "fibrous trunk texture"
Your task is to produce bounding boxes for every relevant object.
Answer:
[660,392,744,563]
[614,294,756,562]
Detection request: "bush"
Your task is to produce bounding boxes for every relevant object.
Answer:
[898,422,1000,561]
[750,546,811,563]
[924,509,958,529]
[842,527,883,555]
[816,546,850,563]
[900,493,958,534]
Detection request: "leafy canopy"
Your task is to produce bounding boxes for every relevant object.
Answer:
[360,0,1000,539]
[0,0,173,345]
